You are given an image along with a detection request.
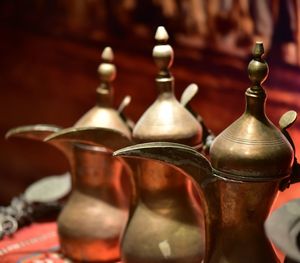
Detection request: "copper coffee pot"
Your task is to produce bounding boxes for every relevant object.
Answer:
[114,42,298,263]
[6,47,133,262]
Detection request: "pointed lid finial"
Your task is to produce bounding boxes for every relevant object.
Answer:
[101,46,114,62]
[97,46,116,83]
[155,26,169,43]
[247,42,269,91]
[152,26,174,77]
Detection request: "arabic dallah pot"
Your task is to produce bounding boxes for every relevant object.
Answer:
[6,47,133,262]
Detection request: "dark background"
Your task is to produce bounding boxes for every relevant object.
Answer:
[0,0,299,214]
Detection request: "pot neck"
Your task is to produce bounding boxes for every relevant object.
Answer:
[244,86,267,120]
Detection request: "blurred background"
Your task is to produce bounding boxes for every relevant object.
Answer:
[0,0,299,209]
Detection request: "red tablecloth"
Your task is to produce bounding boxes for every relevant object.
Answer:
[0,222,123,262]
[0,221,285,263]
[0,222,65,263]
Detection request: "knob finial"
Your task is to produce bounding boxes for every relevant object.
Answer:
[98,46,116,83]
[248,42,269,89]
[152,26,174,77]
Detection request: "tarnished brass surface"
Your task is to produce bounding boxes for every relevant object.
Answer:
[210,42,293,181]
[114,145,288,263]
[115,26,206,263]
[114,42,297,263]
[6,47,132,262]
[208,43,294,262]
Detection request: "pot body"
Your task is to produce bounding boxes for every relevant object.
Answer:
[58,144,129,262]
[208,177,280,263]
[121,160,204,263]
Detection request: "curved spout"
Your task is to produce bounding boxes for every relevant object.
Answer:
[5,124,74,182]
[5,124,62,141]
[114,142,220,263]
[45,126,132,151]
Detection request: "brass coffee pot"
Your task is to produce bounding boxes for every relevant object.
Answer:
[114,42,298,263]
[6,47,133,262]
[30,26,211,263]
[116,26,207,263]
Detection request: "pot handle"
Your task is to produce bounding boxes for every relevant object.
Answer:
[180,83,215,154]
[279,111,300,190]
